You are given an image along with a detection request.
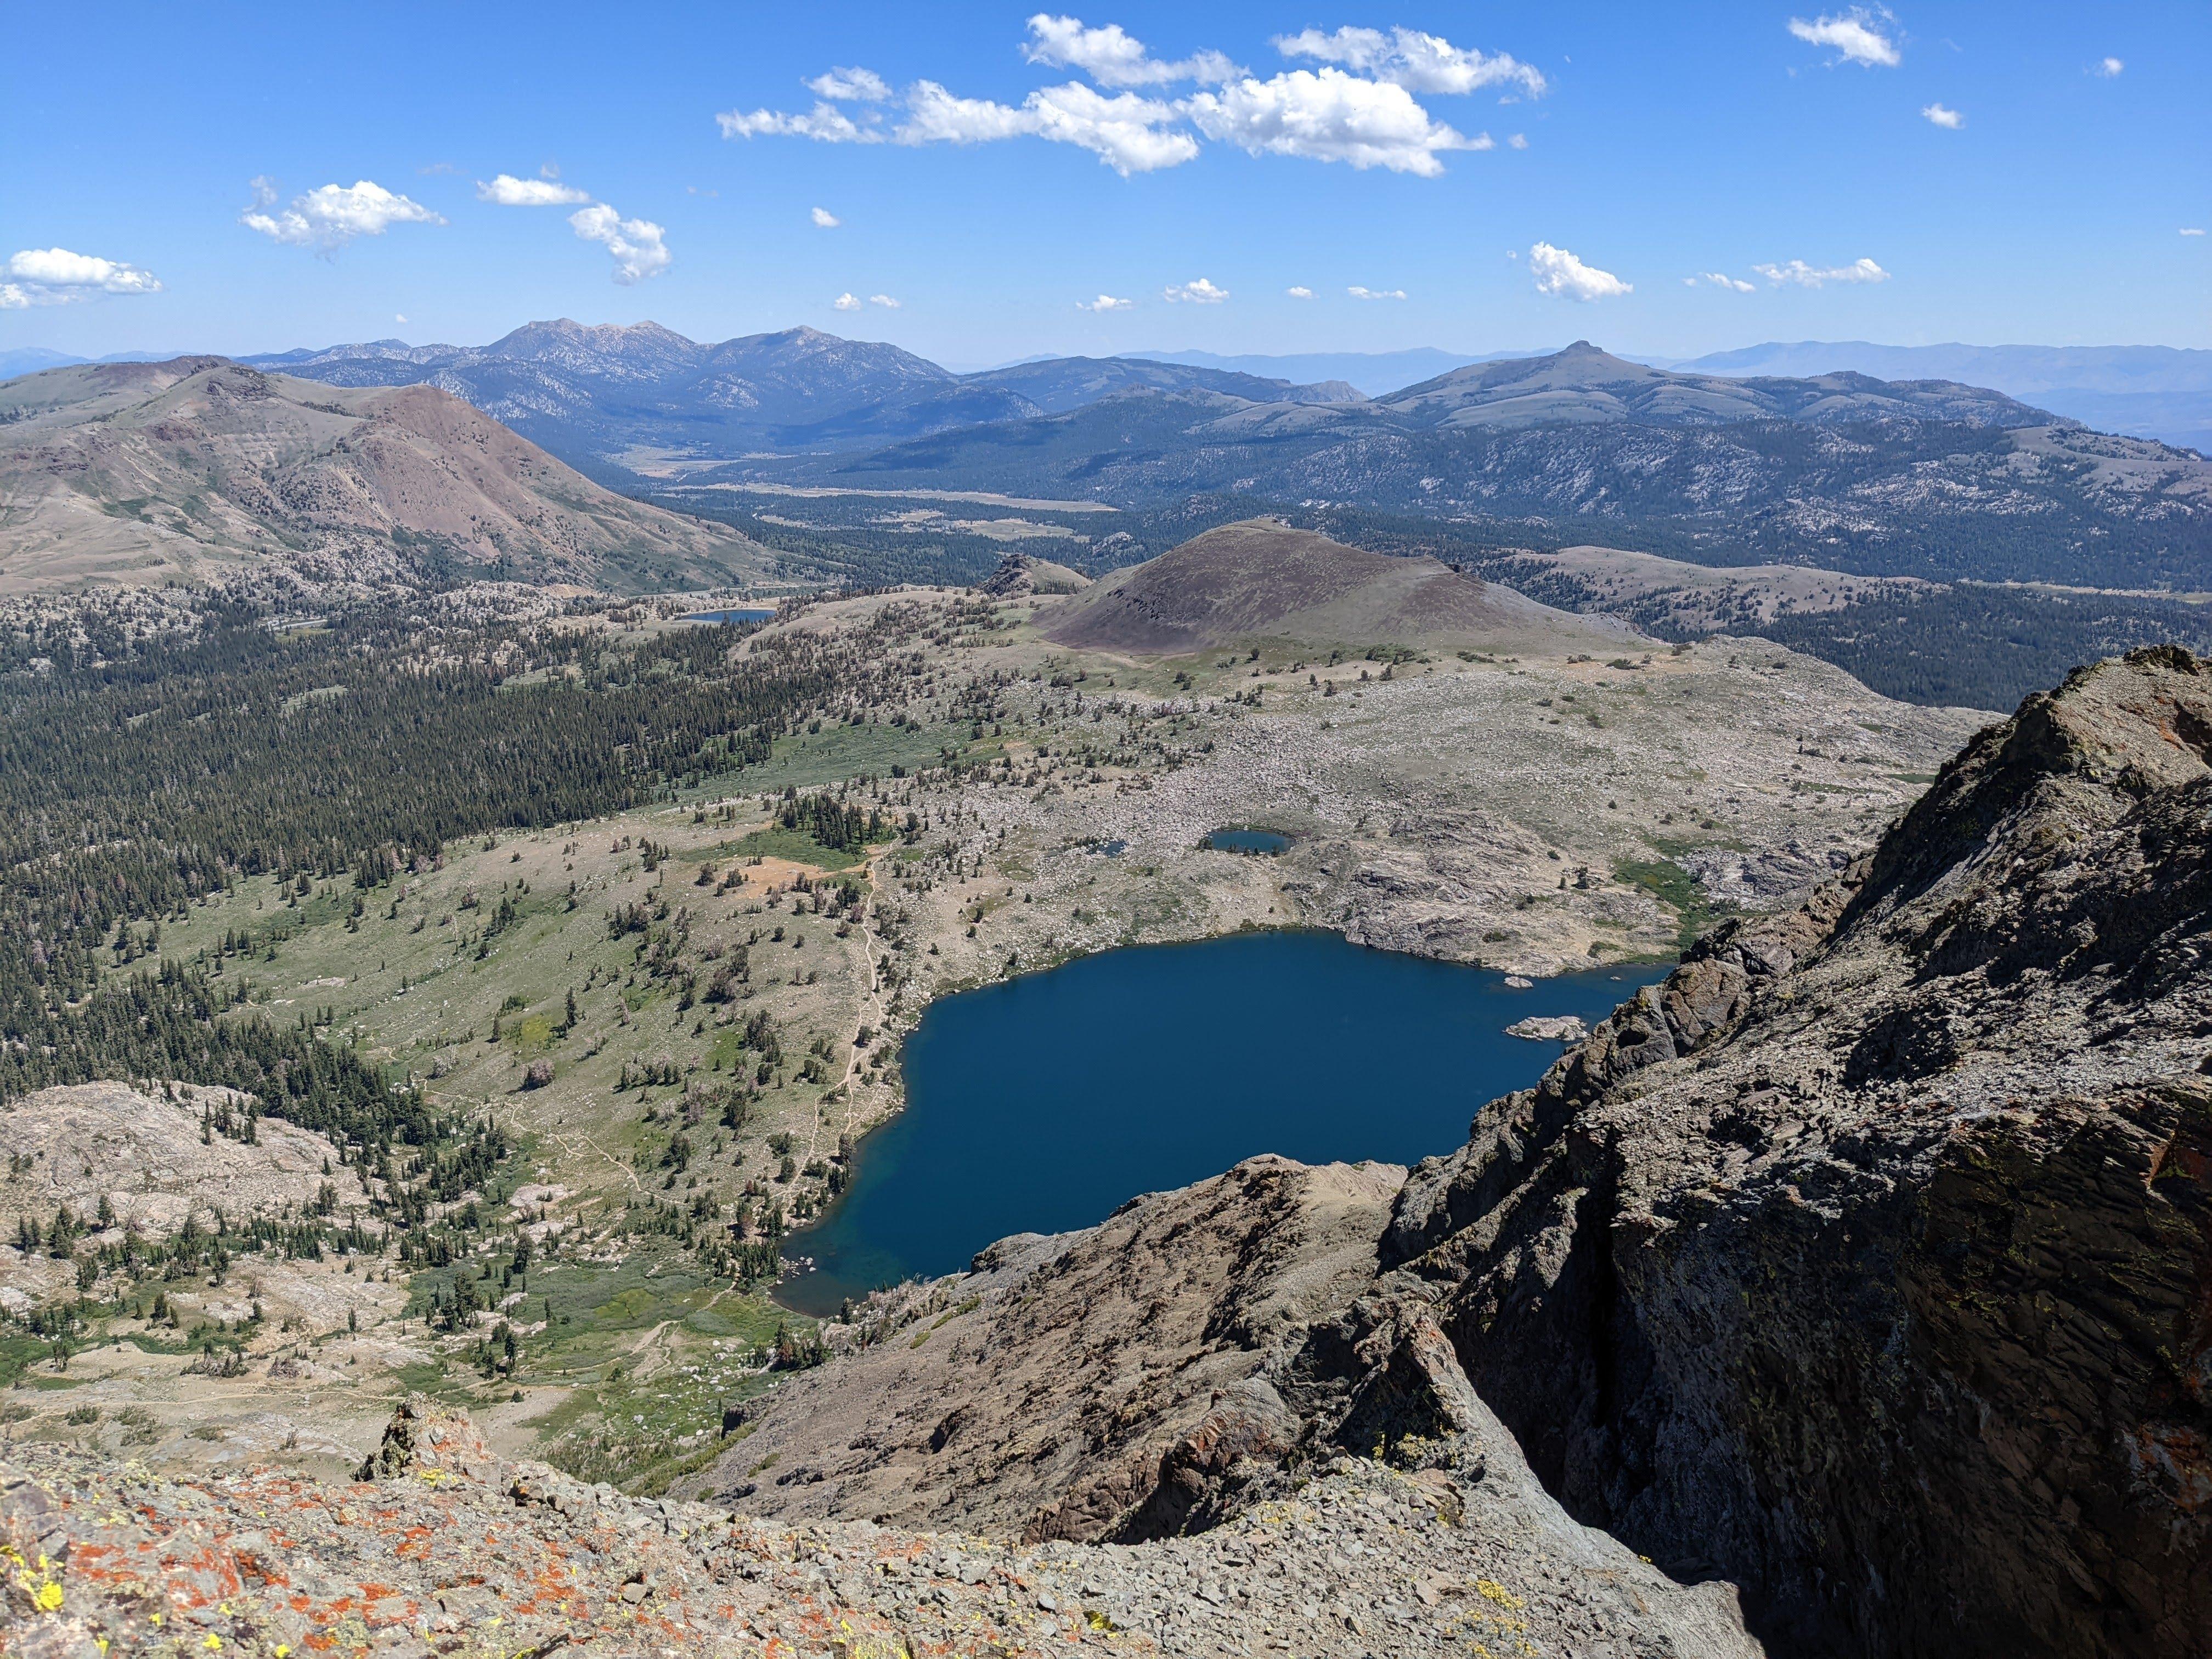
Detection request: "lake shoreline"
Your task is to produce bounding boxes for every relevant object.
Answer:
[774,928,1667,1316]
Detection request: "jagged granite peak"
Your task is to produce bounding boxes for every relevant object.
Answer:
[702,646,2212,1658]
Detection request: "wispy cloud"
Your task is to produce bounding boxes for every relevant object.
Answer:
[1508,133,1528,149]
[1346,285,1406,300]
[1164,277,1228,303]
[1276,26,1545,98]
[1022,15,1239,87]
[1754,256,1889,287]
[806,65,892,101]
[2092,56,2124,77]
[1921,102,1964,128]
[1285,285,1314,298]
[811,206,841,228]
[1688,271,1757,292]
[718,103,885,143]
[1529,242,1630,301]
[568,204,671,284]
[2182,227,2206,237]
[240,178,444,251]
[868,293,900,308]
[0,247,162,308]
[1787,10,1901,68]
[477,173,591,206]
[1076,294,1133,311]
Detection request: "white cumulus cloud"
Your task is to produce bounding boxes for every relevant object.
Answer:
[2181,227,2205,236]
[898,80,1198,174]
[1921,102,1964,128]
[568,204,671,284]
[717,103,885,143]
[1,247,163,304]
[1754,256,1889,287]
[1528,242,1630,301]
[1688,271,1757,292]
[1346,285,1406,300]
[1186,67,1487,176]
[477,173,591,206]
[1164,277,1228,303]
[1022,15,1239,87]
[806,65,893,101]
[811,206,842,228]
[1787,10,1901,67]
[1076,294,1133,311]
[241,178,445,251]
[1286,285,1314,298]
[2093,56,2124,77]
[726,24,1526,180]
[833,292,862,312]
[1508,133,1528,149]
[1275,26,1545,98]
[868,294,901,308]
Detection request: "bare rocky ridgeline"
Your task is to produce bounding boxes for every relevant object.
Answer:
[683,646,2212,1657]
[1,1391,1758,1658]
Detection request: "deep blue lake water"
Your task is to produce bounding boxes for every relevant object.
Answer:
[775,930,1666,1315]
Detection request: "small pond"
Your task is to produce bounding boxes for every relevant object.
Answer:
[1204,828,1292,854]
[775,929,1666,1314]
[681,606,777,625]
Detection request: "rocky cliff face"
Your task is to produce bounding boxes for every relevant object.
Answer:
[1387,642,2212,1657]
[709,646,2212,1658]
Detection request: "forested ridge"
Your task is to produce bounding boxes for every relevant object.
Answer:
[0,601,849,1150]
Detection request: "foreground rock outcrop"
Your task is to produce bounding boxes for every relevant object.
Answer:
[1,1393,1758,1658]
[710,647,2212,1658]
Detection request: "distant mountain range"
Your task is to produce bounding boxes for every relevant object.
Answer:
[1123,341,2212,450]
[207,320,1370,476]
[0,345,199,380]
[1661,341,2212,452]
[11,329,2204,453]
[812,341,2210,589]
[1121,347,1516,397]
[9,324,2205,595]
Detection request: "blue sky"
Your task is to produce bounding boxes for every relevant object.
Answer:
[3,2,2203,365]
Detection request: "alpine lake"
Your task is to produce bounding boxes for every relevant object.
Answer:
[776,929,1666,1314]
